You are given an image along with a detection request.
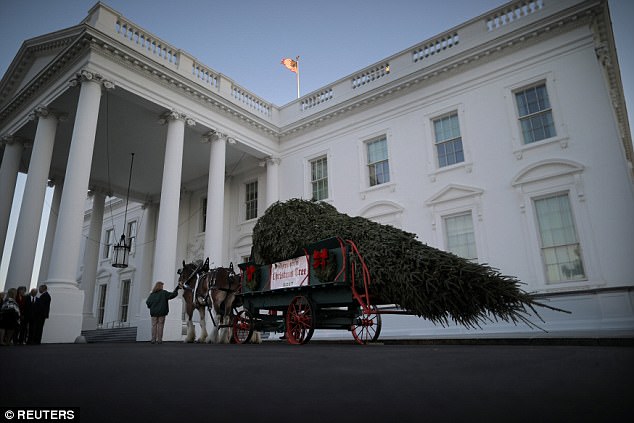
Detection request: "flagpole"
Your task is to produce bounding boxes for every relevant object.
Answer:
[296,56,300,99]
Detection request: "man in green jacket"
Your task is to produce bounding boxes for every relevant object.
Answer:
[146,281,181,344]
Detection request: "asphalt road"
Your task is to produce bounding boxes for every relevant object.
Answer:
[1,341,632,422]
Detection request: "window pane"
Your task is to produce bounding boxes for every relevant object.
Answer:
[535,194,585,282]
[367,138,390,186]
[119,280,131,323]
[434,113,464,167]
[515,84,556,144]
[367,138,388,164]
[245,181,258,220]
[311,157,328,200]
[445,213,477,261]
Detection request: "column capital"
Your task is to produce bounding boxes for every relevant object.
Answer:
[267,157,281,166]
[259,157,281,167]
[28,106,68,122]
[87,186,111,198]
[0,135,29,147]
[159,110,196,127]
[201,129,226,143]
[69,69,115,90]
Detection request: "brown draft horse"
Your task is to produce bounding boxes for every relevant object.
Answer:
[178,259,240,343]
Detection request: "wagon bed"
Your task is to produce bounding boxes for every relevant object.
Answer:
[234,237,398,345]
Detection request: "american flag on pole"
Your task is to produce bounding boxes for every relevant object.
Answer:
[281,57,298,73]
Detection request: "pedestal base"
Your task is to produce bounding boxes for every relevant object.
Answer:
[41,285,85,344]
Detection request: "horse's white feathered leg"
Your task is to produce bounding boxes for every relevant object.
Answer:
[209,309,219,343]
[185,319,195,343]
[218,315,232,344]
[198,308,208,343]
[250,331,262,344]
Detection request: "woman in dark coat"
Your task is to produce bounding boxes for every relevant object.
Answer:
[146,281,181,344]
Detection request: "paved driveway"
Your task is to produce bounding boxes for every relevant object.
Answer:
[1,342,632,422]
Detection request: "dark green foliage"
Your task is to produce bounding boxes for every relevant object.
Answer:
[252,199,566,329]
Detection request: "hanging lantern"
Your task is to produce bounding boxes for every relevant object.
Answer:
[112,234,130,268]
[112,153,135,269]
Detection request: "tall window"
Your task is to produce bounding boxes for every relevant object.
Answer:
[515,83,556,144]
[534,193,585,282]
[119,280,131,323]
[444,212,477,261]
[126,221,137,254]
[104,228,114,259]
[311,156,328,201]
[367,137,390,187]
[97,284,107,325]
[433,112,464,167]
[245,181,258,220]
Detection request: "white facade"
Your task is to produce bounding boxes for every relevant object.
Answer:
[1,0,633,342]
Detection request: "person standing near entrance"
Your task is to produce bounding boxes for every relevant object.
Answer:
[146,281,180,344]
[32,285,51,345]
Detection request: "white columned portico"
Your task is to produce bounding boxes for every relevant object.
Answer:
[0,136,24,263]
[45,70,112,343]
[203,131,227,267]
[5,108,60,291]
[150,110,193,341]
[81,190,106,330]
[266,157,281,207]
[38,180,63,286]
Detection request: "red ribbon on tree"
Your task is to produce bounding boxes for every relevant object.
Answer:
[312,248,329,269]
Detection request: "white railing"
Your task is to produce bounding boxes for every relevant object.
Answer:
[192,61,219,90]
[84,0,575,128]
[232,85,272,117]
[412,32,460,63]
[486,0,545,31]
[301,88,334,111]
[114,17,179,66]
[352,63,390,90]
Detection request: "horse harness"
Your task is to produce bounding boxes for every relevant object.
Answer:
[182,260,239,326]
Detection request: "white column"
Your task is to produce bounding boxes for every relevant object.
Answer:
[45,70,112,343]
[266,157,281,208]
[38,179,62,287]
[5,108,59,291]
[203,131,227,267]
[135,203,157,341]
[81,190,105,330]
[0,137,24,261]
[151,111,193,341]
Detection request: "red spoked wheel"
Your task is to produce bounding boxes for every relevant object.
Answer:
[351,305,382,345]
[285,295,315,345]
[233,309,254,344]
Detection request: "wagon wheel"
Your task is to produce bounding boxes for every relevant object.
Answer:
[285,295,315,345]
[351,305,382,345]
[232,309,254,344]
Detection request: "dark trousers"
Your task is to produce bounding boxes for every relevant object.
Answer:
[30,318,46,344]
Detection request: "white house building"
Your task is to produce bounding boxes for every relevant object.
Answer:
[1,0,632,343]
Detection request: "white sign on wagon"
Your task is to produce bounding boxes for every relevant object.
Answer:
[270,256,309,290]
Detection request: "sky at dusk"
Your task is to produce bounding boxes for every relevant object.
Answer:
[1,0,633,288]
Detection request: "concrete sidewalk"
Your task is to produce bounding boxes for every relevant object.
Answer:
[1,341,632,422]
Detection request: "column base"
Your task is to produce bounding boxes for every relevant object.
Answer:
[41,285,85,344]
[81,313,98,331]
